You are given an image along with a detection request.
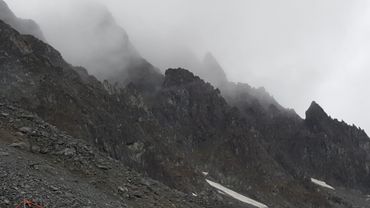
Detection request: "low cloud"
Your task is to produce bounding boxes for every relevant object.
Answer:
[6,0,370,133]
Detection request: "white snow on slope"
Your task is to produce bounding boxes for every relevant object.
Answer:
[206,179,268,208]
[311,178,335,190]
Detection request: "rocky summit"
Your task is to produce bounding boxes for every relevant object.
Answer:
[1,2,370,208]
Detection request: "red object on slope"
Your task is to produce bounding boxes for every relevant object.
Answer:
[15,199,44,208]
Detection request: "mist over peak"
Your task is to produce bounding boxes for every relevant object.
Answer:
[35,1,138,78]
[4,0,370,133]
[0,0,44,41]
[1,2,370,207]
[201,52,228,85]
[203,52,218,64]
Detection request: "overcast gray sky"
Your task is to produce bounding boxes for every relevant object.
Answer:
[6,0,370,133]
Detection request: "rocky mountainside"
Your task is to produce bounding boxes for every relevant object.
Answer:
[227,83,370,193]
[1,3,370,208]
[0,101,209,208]
[0,19,290,208]
[301,102,370,190]
[0,0,45,41]
[185,47,370,194]
[0,19,316,207]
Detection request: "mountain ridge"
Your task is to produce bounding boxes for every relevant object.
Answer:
[1,3,370,208]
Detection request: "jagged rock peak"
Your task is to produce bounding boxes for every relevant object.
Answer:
[305,101,328,122]
[163,68,202,87]
[0,0,45,41]
[203,52,220,66]
[201,52,228,85]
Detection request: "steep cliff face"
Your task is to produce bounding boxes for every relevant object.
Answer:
[305,101,330,128]
[232,91,370,192]
[149,69,335,207]
[0,19,332,207]
[194,52,370,193]
[1,4,370,207]
[0,18,182,198]
[0,19,130,158]
[301,102,370,190]
[0,0,45,41]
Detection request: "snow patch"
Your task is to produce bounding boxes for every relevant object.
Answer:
[202,171,209,176]
[206,179,268,208]
[311,178,335,190]
[192,193,198,197]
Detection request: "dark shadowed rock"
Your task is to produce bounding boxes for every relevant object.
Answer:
[305,101,329,128]
[1,7,370,208]
[0,21,331,205]
[0,103,207,208]
[202,53,370,193]
[164,68,204,87]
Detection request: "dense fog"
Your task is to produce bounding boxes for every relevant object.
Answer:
[5,0,370,133]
